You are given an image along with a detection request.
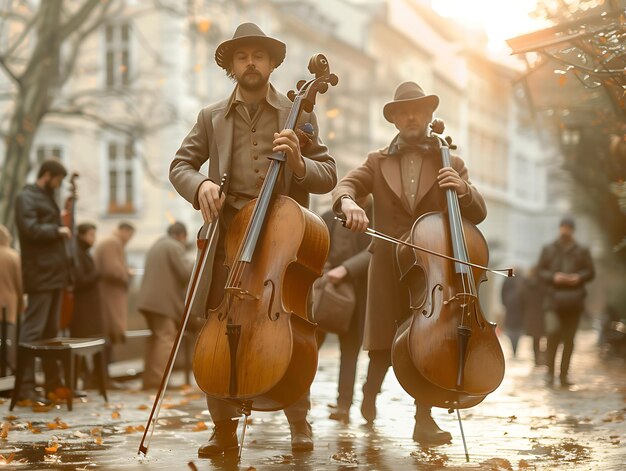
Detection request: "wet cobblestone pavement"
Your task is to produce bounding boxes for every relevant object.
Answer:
[0,330,624,470]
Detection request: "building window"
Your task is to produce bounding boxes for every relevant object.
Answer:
[105,22,131,87]
[36,145,63,163]
[107,139,135,214]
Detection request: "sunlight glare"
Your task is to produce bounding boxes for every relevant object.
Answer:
[431,0,548,52]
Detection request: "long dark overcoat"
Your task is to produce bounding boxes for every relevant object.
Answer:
[331,139,487,350]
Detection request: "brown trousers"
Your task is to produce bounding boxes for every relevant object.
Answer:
[141,311,177,389]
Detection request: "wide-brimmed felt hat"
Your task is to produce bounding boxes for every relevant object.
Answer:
[383,81,439,123]
[215,22,286,70]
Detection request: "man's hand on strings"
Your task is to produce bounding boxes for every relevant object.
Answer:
[197,180,225,223]
[273,130,305,177]
[340,197,369,233]
[437,167,469,197]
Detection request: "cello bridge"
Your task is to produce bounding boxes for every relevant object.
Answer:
[443,292,477,306]
[224,287,257,300]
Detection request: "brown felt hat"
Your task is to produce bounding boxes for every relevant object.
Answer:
[215,22,286,70]
[383,81,439,123]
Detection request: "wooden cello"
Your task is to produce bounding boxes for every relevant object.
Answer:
[392,120,505,413]
[59,172,79,331]
[192,55,338,415]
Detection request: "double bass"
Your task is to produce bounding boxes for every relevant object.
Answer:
[392,120,505,412]
[192,56,338,414]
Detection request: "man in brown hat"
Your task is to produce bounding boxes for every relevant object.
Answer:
[170,23,336,457]
[332,81,487,445]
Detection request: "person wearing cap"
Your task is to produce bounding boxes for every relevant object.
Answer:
[332,81,487,445]
[169,23,336,457]
[536,217,594,387]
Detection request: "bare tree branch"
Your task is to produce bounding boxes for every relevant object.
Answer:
[59,0,118,85]
[0,56,21,85]
[48,107,136,135]
[2,7,40,58]
[59,0,103,41]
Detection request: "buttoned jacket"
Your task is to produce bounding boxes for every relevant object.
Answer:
[332,137,487,350]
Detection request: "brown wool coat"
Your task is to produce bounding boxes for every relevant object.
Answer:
[0,245,23,324]
[169,84,336,317]
[94,233,130,343]
[332,142,487,350]
[136,236,193,321]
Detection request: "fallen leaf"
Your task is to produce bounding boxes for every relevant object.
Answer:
[112,410,121,419]
[73,430,90,438]
[0,453,15,464]
[94,437,103,445]
[32,403,53,413]
[27,422,42,434]
[90,427,102,436]
[4,415,18,421]
[137,404,149,410]
[0,422,9,439]
[124,425,146,434]
[192,421,208,432]
[45,442,60,453]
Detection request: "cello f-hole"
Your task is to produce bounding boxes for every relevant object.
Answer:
[264,279,280,321]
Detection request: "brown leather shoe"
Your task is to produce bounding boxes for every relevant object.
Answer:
[290,420,314,452]
[413,406,452,446]
[329,405,349,423]
[198,419,239,458]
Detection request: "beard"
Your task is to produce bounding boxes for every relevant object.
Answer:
[236,70,268,91]
[400,124,428,144]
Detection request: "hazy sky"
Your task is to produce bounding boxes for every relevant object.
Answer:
[430,0,549,52]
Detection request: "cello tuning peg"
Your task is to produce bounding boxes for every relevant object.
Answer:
[297,80,306,90]
[445,136,458,150]
[318,82,328,94]
[287,90,296,102]
[430,119,445,135]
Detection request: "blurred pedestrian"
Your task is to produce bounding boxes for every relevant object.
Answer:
[316,200,370,423]
[523,266,545,366]
[501,268,526,357]
[13,159,70,401]
[94,222,135,347]
[0,224,23,371]
[537,217,594,387]
[69,222,106,389]
[137,222,193,390]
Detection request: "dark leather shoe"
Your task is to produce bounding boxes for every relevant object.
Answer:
[413,406,452,446]
[329,405,349,423]
[198,419,239,458]
[360,394,376,423]
[290,420,313,452]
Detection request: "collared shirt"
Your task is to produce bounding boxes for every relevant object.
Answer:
[225,85,282,210]
[397,136,423,211]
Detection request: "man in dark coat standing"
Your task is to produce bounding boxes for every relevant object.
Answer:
[537,217,594,387]
[333,82,487,445]
[14,159,71,401]
[317,202,371,423]
[137,222,193,390]
[169,23,336,456]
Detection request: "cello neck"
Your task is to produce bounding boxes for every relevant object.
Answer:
[439,144,470,274]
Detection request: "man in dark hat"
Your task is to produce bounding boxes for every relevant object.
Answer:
[170,23,336,457]
[536,217,594,387]
[332,81,487,445]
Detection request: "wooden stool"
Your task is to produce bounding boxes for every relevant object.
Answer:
[10,337,108,411]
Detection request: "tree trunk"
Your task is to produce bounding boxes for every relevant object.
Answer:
[0,0,62,231]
